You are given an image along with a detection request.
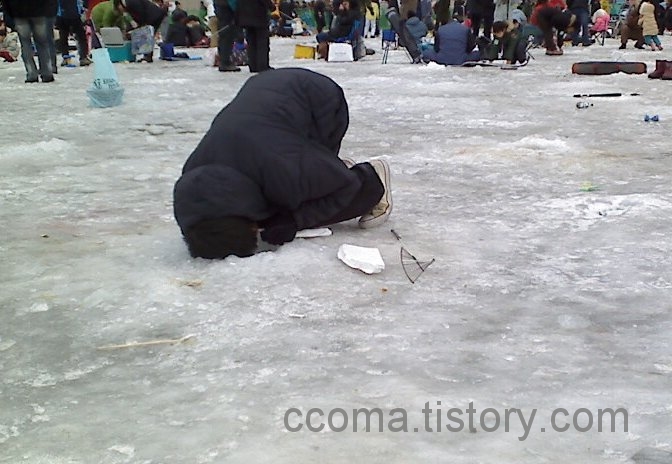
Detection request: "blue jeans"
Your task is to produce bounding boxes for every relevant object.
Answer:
[14,17,54,81]
[316,32,330,43]
[571,8,590,45]
[644,35,662,47]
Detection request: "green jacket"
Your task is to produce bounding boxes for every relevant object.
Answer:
[483,30,522,62]
[91,0,127,30]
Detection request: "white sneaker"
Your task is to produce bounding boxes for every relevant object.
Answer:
[341,157,356,168]
[358,159,392,229]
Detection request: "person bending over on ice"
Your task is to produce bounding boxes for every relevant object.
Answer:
[115,0,167,61]
[536,5,576,55]
[173,68,393,260]
[481,20,528,64]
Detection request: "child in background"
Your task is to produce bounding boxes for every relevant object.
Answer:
[639,0,663,50]
[590,7,609,35]
[0,20,20,62]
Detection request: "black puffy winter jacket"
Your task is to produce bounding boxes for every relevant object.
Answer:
[173,68,360,234]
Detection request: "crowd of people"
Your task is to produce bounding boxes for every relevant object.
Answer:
[2,0,672,83]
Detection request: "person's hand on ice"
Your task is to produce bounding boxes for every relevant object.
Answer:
[260,212,298,245]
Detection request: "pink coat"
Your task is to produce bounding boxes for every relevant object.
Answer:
[592,14,609,31]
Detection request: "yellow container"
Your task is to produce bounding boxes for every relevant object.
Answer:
[294,44,316,59]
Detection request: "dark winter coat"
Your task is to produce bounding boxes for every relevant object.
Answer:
[315,0,327,30]
[466,0,494,16]
[328,7,361,40]
[422,20,477,65]
[433,0,452,25]
[124,0,166,29]
[173,68,358,234]
[5,0,57,18]
[236,0,274,27]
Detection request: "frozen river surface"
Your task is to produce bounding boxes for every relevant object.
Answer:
[1,35,671,463]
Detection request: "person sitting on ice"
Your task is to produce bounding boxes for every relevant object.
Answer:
[590,6,609,34]
[164,6,189,46]
[421,17,480,65]
[315,0,362,58]
[173,68,393,260]
[0,20,20,62]
[186,15,210,46]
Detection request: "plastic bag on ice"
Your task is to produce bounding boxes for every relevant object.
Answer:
[86,48,124,108]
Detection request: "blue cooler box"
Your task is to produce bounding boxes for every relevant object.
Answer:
[107,42,135,63]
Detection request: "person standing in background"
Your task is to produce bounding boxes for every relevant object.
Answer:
[364,0,379,37]
[314,0,326,32]
[567,0,592,46]
[4,0,56,82]
[47,0,58,75]
[214,0,238,71]
[466,0,495,38]
[639,0,663,50]
[57,0,92,66]
[433,0,451,26]
[236,0,274,72]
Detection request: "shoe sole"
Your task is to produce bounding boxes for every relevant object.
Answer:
[358,159,392,229]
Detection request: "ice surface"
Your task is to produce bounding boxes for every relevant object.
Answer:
[1,35,672,464]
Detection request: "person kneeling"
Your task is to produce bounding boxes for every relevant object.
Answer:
[481,20,528,64]
[173,68,393,259]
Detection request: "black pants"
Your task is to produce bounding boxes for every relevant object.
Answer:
[215,1,237,67]
[244,26,270,72]
[470,12,493,38]
[314,163,384,227]
[57,16,88,59]
[538,16,560,50]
